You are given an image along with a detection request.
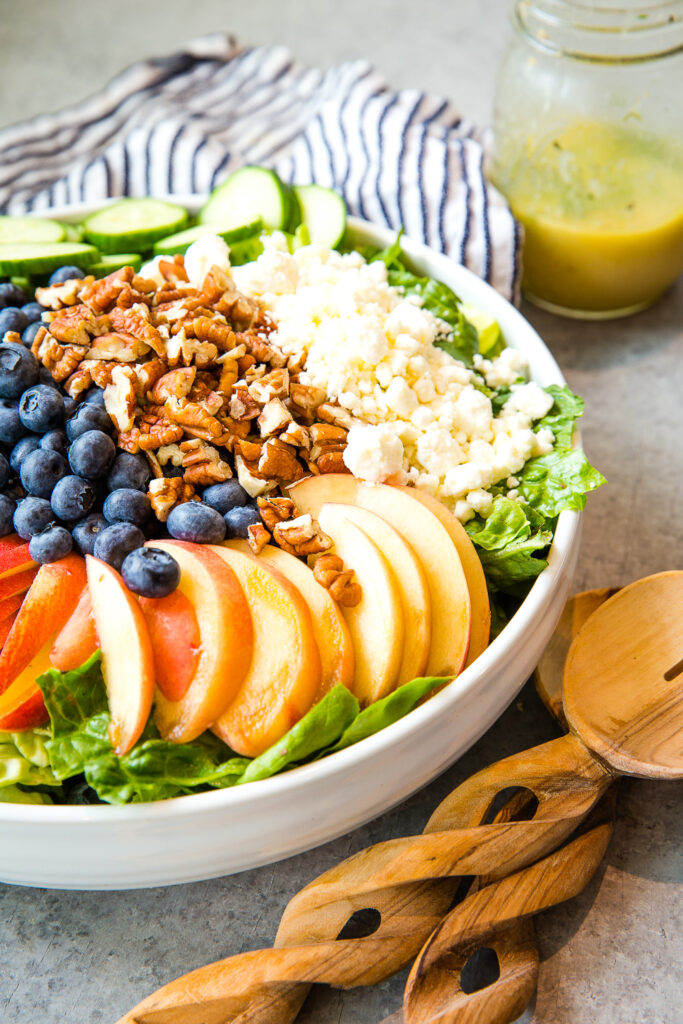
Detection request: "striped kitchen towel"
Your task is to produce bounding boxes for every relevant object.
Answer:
[0,33,520,301]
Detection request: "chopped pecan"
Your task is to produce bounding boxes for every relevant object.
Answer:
[257,496,296,532]
[312,553,362,607]
[280,421,311,449]
[247,522,271,555]
[248,368,289,404]
[86,332,150,362]
[234,454,276,498]
[110,306,165,357]
[229,385,261,421]
[158,256,189,284]
[316,402,356,430]
[317,450,350,474]
[49,305,106,346]
[258,439,303,482]
[115,284,154,309]
[63,365,93,399]
[272,514,332,557]
[136,410,184,450]
[215,347,246,395]
[257,397,292,437]
[288,382,327,421]
[182,316,236,351]
[80,267,135,313]
[198,265,232,305]
[2,331,22,346]
[180,438,232,486]
[150,367,196,403]
[148,476,197,522]
[87,360,118,388]
[236,437,264,462]
[35,277,88,310]
[214,286,261,329]
[165,331,218,369]
[104,365,137,433]
[239,331,285,367]
[130,358,167,398]
[35,334,86,381]
[237,353,257,376]
[144,450,163,479]
[164,396,223,438]
[310,423,348,449]
[156,443,185,467]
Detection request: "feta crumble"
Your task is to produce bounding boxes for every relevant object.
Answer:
[233,239,555,521]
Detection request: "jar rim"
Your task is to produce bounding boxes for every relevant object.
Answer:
[514,0,683,61]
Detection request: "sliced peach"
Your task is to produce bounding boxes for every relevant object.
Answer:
[139,588,201,704]
[0,535,36,577]
[210,544,321,758]
[0,554,87,729]
[86,556,155,756]
[230,540,354,699]
[0,612,17,649]
[396,485,490,663]
[0,566,38,600]
[321,503,431,686]
[49,588,99,673]
[290,474,471,677]
[146,541,253,744]
[0,592,27,623]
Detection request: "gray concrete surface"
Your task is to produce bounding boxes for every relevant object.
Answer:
[1,2,681,1022]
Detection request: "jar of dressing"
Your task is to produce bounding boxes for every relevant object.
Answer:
[491,1,683,318]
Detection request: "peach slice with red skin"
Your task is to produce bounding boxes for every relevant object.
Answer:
[86,556,155,756]
[228,540,355,700]
[0,554,87,730]
[0,611,18,649]
[139,588,201,704]
[210,544,321,758]
[146,540,253,744]
[0,535,36,577]
[0,566,39,602]
[0,592,27,623]
[49,588,99,673]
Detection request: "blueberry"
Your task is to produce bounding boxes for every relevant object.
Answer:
[3,480,26,502]
[10,434,41,473]
[21,321,44,347]
[0,451,9,489]
[121,547,180,598]
[71,513,107,556]
[0,493,15,536]
[0,282,28,308]
[67,429,116,480]
[19,384,65,433]
[202,480,250,516]
[0,307,29,336]
[223,504,262,540]
[66,403,114,441]
[93,522,145,570]
[0,342,40,399]
[103,487,150,527]
[0,399,26,445]
[106,451,150,492]
[13,496,54,539]
[84,388,106,407]
[19,448,69,499]
[40,429,68,458]
[38,366,59,389]
[50,474,96,521]
[29,524,73,564]
[167,502,226,544]
[48,265,85,286]
[63,395,79,420]
[20,302,44,325]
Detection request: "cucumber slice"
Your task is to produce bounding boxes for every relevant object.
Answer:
[293,185,346,249]
[460,302,504,358]
[61,222,85,243]
[199,167,297,232]
[0,216,65,244]
[153,219,262,257]
[91,253,143,276]
[0,242,99,276]
[82,198,189,254]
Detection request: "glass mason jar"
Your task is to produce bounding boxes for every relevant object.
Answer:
[491,1,683,318]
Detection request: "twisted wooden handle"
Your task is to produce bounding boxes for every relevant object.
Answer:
[118,733,611,1024]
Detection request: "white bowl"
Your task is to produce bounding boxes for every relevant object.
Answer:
[0,200,581,890]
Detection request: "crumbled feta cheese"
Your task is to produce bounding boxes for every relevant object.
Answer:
[343,423,404,483]
[184,234,231,288]
[233,244,555,522]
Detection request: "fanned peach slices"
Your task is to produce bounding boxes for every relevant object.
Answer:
[0,478,489,758]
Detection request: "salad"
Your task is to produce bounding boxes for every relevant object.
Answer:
[0,167,604,806]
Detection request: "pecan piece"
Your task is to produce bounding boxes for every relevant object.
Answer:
[316,450,350,474]
[164,396,223,439]
[280,421,311,449]
[180,438,232,486]
[80,267,135,313]
[150,367,196,403]
[229,385,261,422]
[35,334,87,382]
[35,276,88,310]
[63,365,93,399]
[49,305,106,346]
[248,368,289,404]
[130,358,168,399]
[312,553,362,607]
[256,496,296,533]
[110,306,165,357]
[165,331,218,369]
[86,332,150,362]
[148,476,197,522]
[257,397,293,438]
[272,514,332,557]
[316,402,356,430]
[247,522,271,555]
[183,316,236,351]
[234,454,277,498]
[258,438,303,483]
[104,365,137,433]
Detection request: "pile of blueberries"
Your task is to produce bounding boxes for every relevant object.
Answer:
[0,271,265,599]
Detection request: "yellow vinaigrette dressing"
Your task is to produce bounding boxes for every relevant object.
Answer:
[496,121,683,317]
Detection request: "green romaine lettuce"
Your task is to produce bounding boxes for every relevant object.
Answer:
[518,448,606,518]
[466,496,552,594]
[0,728,59,790]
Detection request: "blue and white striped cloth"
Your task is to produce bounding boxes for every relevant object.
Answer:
[0,34,520,301]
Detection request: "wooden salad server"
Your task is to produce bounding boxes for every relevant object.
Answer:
[117,572,683,1024]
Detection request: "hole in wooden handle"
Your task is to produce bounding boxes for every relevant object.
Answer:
[663,655,683,682]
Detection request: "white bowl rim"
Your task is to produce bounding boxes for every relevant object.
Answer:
[0,198,581,826]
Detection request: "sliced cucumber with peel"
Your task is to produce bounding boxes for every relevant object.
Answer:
[82,198,188,254]
[199,167,298,232]
[61,222,85,243]
[153,219,263,257]
[293,185,346,248]
[0,242,99,276]
[0,216,66,244]
[90,253,143,276]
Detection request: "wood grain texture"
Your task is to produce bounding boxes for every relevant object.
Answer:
[534,587,619,725]
[564,571,683,778]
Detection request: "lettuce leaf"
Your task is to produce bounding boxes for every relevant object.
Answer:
[0,784,54,805]
[0,728,60,790]
[537,385,585,448]
[466,496,552,594]
[518,449,606,518]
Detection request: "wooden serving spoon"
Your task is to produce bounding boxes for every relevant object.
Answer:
[118,573,683,1024]
[403,570,683,1023]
